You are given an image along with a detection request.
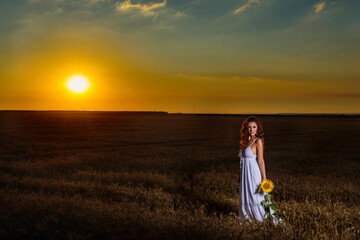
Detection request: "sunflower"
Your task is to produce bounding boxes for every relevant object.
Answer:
[259,179,274,193]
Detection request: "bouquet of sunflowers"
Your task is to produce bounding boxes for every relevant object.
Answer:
[257,179,286,222]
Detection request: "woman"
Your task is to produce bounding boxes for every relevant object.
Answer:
[237,116,282,225]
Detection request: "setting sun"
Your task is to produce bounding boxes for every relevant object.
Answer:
[66,75,90,93]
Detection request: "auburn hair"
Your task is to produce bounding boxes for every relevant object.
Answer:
[239,115,265,152]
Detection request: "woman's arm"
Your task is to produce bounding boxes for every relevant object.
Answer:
[238,149,242,185]
[238,153,241,184]
[256,139,267,180]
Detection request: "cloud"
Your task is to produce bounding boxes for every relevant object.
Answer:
[116,0,167,14]
[314,1,326,13]
[307,92,360,99]
[174,11,186,17]
[87,0,108,3]
[233,0,261,14]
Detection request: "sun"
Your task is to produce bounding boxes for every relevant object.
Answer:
[66,75,90,93]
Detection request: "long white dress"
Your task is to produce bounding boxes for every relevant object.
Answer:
[238,137,283,225]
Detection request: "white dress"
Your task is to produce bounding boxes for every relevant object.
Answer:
[238,137,283,225]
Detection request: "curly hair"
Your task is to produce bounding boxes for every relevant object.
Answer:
[239,115,265,151]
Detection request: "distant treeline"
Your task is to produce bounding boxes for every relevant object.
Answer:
[0,110,359,117]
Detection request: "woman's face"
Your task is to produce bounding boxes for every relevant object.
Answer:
[247,122,257,137]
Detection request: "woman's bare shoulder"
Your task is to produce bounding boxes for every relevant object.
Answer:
[255,138,263,146]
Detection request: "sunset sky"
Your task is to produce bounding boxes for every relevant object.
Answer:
[1,0,359,114]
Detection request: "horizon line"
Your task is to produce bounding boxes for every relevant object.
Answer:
[1,109,359,116]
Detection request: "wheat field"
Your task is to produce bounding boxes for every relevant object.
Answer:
[1,111,359,239]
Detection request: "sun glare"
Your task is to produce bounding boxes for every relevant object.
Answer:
[66,75,90,93]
